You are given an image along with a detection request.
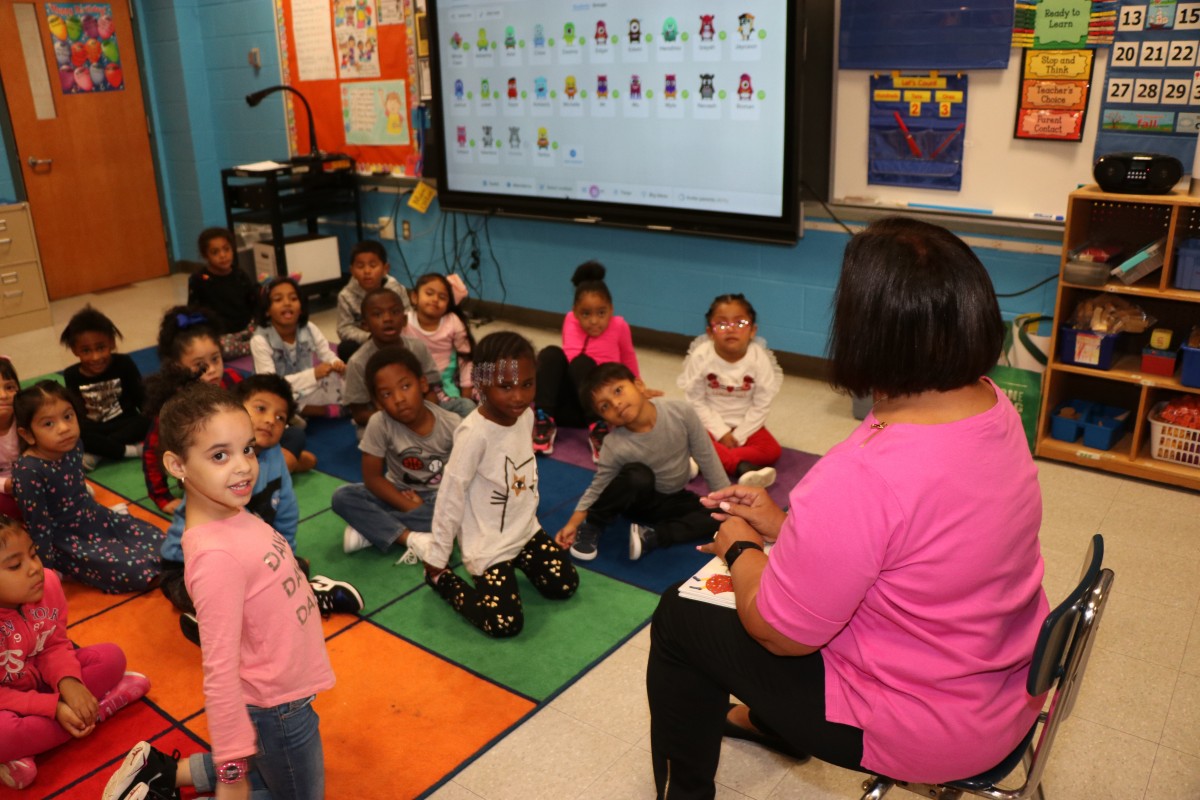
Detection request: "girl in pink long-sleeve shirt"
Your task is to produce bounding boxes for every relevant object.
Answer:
[104,383,334,800]
[532,261,659,459]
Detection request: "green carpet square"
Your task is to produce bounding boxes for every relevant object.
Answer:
[20,372,65,388]
[135,498,174,519]
[295,510,426,614]
[292,470,346,520]
[88,458,153,503]
[372,568,659,700]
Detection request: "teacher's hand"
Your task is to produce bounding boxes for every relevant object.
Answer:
[697,516,764,562]
[701,485,787,541]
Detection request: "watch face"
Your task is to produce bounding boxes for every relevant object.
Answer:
[218,760,248,783]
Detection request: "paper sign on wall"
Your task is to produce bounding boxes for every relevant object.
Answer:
[1015,49,1094,140]
[45,3,125,94]
[341,80,411,145]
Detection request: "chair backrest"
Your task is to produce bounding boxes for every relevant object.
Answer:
[1022,533,1113,792]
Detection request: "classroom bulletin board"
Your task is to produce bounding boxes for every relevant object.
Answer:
[274,0,421,176]
[832,0,1119,222]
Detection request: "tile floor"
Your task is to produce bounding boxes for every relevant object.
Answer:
[7,275,1199,800]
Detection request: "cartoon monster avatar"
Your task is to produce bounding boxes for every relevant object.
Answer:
[456,126,467,147]
[565,75,577,99]
[505,25,516,50]
[628,18,641,42]
[699,73,715,100]
[595,20,608,44]
[534,76,548,98]
[738,73,753,100]
[597,74,609,98]
[630,74,642,99]
[738,13,755,40]
[665,74,677,99]
[699,15,715,41]
[537,127,549,149]
[662,17,679,42]
[454,79,464,99]
[533,23,545,48]
[507,77,518,99]
[477,28,489,51]
[563,22,576,45]
[509,127,521,148]
[481,78,490,97]
[482,125,493,148]
[451,31,463,49]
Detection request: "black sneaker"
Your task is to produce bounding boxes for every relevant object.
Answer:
[178,613,199,647]
[102,741,181,800]
[587,421,609,464]
[570,523,601,561]
[309,575,364,617]
[533,409,557,455]
[629,523,657,561]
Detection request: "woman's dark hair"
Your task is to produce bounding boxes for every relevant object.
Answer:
[197,227,235,257]
[256,277,310,328]
[157,305,223,364]
[365,345,426,400]
[413,272,476,357]
[59,305,122,348]
[571,260,612,306]
[0,356,18,385]
[14,381,82,451]
[580,362,637,413]
[705,293,757,325]
[159,382,246,459]
[828,217,1004,398]
[236,373,298,422]
[351,239,388,263]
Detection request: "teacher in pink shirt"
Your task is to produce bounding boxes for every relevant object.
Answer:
[647,217,1049,799]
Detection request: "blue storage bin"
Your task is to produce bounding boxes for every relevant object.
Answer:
[1181,345,1200,388]
[1058,327,1119,370]
[1174,239,1200,291]
[1081,404,1130,451]
[1050,399,1093,442]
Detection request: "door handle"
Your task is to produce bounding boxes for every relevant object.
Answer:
[27,157,53,168]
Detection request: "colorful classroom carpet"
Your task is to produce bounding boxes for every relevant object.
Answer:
[7,351,819,799]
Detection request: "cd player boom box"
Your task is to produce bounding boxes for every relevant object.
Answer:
[1093,153,1183,194]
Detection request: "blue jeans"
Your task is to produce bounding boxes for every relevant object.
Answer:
[331,483,436,551]
[190,695,324,799]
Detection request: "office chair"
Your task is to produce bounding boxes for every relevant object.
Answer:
[860,533,1113,800]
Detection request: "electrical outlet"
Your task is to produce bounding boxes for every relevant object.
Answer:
[402,221,411,240]
[378,215,396,240]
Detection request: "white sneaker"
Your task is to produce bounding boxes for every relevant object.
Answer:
[396,531,432,565]
[342,525,372,554]
[629,523,656,561]
[688,458,700,480]
[737,466,777,488]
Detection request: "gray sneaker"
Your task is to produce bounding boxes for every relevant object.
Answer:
[629,523,657,561]
[570,523,601,560]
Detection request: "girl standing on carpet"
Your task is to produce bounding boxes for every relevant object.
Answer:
[12,381,161,594]
[0,357,22,521]
[678,294,783,488]
[0,515,150,791]
[404,332,579,638]
[104,382,334,800]
[405,272,475,399]
[251,277,346,419]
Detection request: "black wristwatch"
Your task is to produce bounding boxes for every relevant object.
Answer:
[723,541,764,569]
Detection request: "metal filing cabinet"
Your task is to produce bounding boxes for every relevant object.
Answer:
[0,203,51,336]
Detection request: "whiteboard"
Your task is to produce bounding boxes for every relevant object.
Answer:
[830,54,1111,223]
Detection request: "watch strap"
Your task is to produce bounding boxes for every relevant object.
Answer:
[724,540,764,569]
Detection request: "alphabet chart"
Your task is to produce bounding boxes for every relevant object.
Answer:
[1095,0,1200,166]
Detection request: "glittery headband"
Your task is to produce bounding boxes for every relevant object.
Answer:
[472,359,521,387]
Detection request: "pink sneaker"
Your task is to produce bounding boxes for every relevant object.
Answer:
[97,671,150,722]
[0,758,36,789]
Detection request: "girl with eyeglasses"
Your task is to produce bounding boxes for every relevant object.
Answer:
[677,293,783,487]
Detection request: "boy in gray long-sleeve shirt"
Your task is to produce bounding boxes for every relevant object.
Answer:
[555,363,731,562]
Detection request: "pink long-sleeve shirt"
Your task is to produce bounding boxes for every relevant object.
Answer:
[183,511,334,762]
[757,379,1048,782]
[561,312,640,378]
[0,570,83,719]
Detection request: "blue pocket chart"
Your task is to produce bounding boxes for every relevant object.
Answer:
[839,0,1015,70]
[868,73,970,190]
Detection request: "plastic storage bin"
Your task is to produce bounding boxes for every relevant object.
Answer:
[1081,404,1130,451]
[1050,399,1092,442]
[1148,401,1200,466]
[1174,239,1200,291]
[1141,347,1177,376]
[1181,345,1200,388]
[1059,327,1120,370]
[1064,260,1110,286]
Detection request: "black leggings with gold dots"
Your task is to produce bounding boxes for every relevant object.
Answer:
[429,530,579,638]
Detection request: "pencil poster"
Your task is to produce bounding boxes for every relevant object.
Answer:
[45,3,125,94]
[1015,49,1094,140]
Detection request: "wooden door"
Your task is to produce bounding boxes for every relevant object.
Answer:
[0,0,169,299]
